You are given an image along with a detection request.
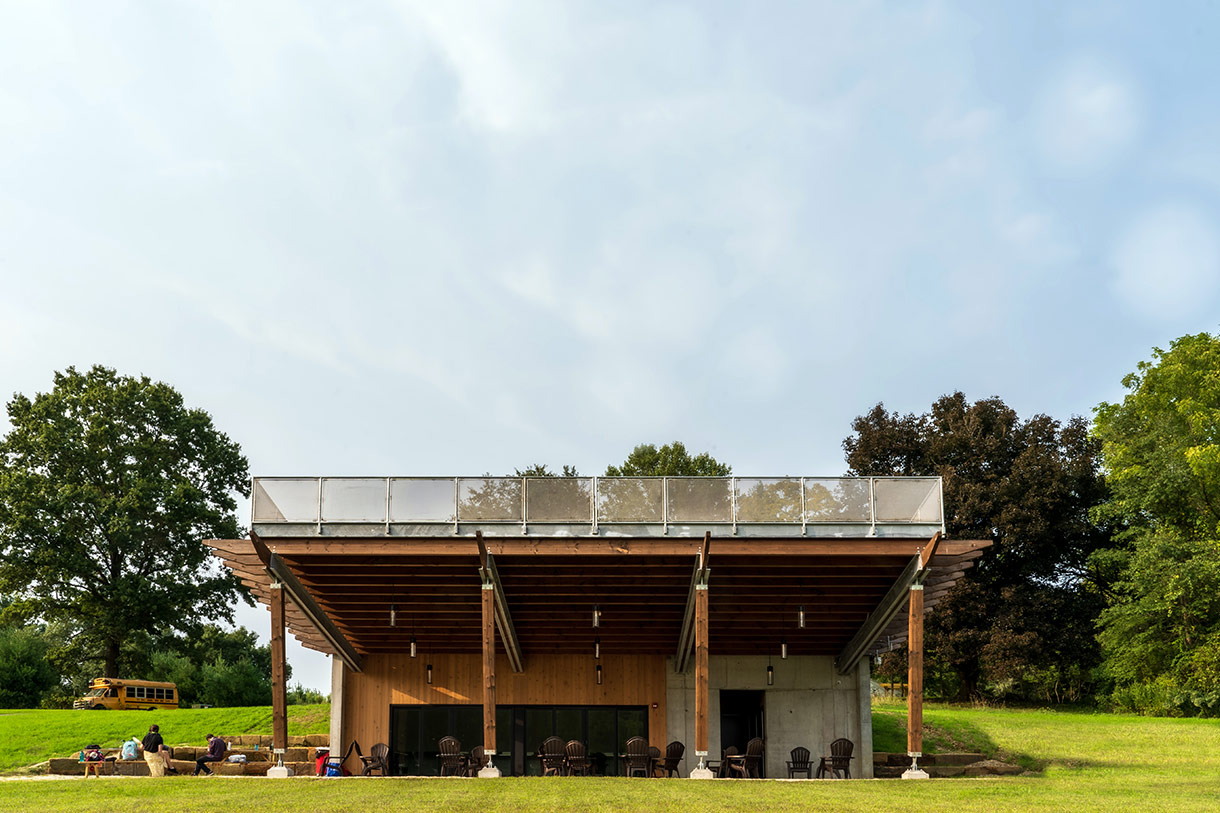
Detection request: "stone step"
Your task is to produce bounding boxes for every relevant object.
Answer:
[48,758,317,777]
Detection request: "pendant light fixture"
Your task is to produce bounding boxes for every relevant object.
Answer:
[781,638,788,660]
[592,604,601,628]
[410,635,417,658]
[595,637,601,659]
[798,605,805,629]
[596,664,603,685]
[426,663,433,685]
[389,604,397,628]
[767,665,774,686]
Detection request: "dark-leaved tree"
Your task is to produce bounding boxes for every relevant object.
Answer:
[844,393,1111,702]
[0,366,251,679]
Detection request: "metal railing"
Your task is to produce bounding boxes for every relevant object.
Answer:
[251,476,944,532]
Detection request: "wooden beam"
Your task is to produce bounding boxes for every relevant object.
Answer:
[834,554,921,673]
[675,533,711,673]
[477,532,524,673]
[908,583,924,758]
[694,581,709,764]
[482,582,497,763]
[270,582,288,756]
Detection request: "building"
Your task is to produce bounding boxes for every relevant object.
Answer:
[207,475,987,778]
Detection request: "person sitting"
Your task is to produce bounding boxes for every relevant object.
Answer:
[142,724,178,776]
[83,744,104,778]
[194,734,227,776]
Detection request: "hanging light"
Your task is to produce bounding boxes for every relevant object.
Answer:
[781,639,788,660]
[410,636,417,658]
[593,605,601,628]
[389,604,397,627]
[767,665,774,686]
[426,663,433,685]
[596,664,603,685]
[798,605,805,629]
[595,637,601,659]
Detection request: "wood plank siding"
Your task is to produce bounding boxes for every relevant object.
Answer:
[343,653,668,752]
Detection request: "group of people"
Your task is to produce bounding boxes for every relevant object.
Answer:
[89,726,227,777]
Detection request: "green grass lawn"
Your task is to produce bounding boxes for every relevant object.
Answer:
[0,705,329,773]
[1,702,1218,812]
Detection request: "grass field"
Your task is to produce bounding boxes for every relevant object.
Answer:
[1,701,1218,812]
[0,704,330,773]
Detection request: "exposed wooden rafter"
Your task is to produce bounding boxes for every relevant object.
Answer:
[477,532,524,673]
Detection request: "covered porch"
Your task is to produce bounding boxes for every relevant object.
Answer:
[206,475,986,778]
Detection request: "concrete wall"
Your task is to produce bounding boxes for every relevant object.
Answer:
[667,655,872,779]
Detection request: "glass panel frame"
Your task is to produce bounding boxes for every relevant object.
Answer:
[525,478,593,522]
[458,478,523,522]
[873,478,943,523]
[252,478,318,522]
[596,478,664,523]
[320,478,386,522]
[666,478,732,523]
[735,478,803,523]
[389,478,457,522]
[803,478,872,523]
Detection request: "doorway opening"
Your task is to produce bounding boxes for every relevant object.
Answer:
[719,690,765,777]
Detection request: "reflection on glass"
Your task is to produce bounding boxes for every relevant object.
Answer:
[526,478,593,522]
[667,479,732,522]
[596,478,663,522]
[417,706,450,777]
[587,708,615,777]
[523,708,551,776]
[458,478,523,521]
[804,478,872,522]
[735,479,802,522]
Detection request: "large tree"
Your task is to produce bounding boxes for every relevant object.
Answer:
[0,366,250,678]
[1093,332,1220,714]
[844,393,1111,701]
[605,441,731,476]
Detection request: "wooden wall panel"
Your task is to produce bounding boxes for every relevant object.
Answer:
[343,653,668,753]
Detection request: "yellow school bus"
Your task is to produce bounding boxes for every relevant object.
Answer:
[73,678,179,710]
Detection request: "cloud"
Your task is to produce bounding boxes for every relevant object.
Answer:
[1034,61,1140,170]
[1111,205,1220,322]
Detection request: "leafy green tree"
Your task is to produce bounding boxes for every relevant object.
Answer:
[0,366,250,679]
[605,441,731,476]
[1093,333,1220,714]
[844,393,1111,701]
[0,623,59,708]
[148,625,286,707]
[515,464,579,477]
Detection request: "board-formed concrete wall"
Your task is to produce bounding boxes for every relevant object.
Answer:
[667,655,873,779]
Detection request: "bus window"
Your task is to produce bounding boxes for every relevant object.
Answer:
[167,689,174,701]
[127,688,135,698]
[108,688,118,697]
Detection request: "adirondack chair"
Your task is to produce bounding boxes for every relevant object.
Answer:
[816,738,853,779]
[360,742,390,776]
[656,741,685,777]
[623,736,650,777]
[540,736,567,776]
[786,746,813,779]
[708,745,737,778]
[565,740,590,776]
[465,746,488,777]
[438,736,466,777]
[729,737,764,778]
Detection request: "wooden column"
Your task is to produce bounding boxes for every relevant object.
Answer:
[482,583,497,761]
[270,581,288,756]
[907,583,924,757]
[694,583,709,762]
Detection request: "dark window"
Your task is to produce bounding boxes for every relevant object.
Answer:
[126,687,135,698]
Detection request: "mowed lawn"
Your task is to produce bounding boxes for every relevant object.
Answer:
[0,705,330,773]
[1,702,1218,812]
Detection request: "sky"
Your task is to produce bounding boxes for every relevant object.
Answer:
[2,1,1218,691]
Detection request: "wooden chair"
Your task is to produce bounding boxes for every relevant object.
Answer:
[708,745,737,778]
[730,737,764,778]
[816,738,853,779]
[657,740,685,777]
[565,740,590,776]
[540,736,567,776]
[786,746,813,779]
[648,746,662,777]
[360,742,390,776]
[624,736,650,777]
[465,746,488,777]
[438,736,466,777]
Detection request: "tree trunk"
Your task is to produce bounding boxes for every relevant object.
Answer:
[104,639,120,678]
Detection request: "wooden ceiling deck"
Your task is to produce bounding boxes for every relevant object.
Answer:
[205,535,988,662]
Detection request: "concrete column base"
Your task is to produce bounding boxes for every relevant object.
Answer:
[690,767,715,779]
[901,758,929,780]
[267,765,295,778]
[478,765,502,778]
